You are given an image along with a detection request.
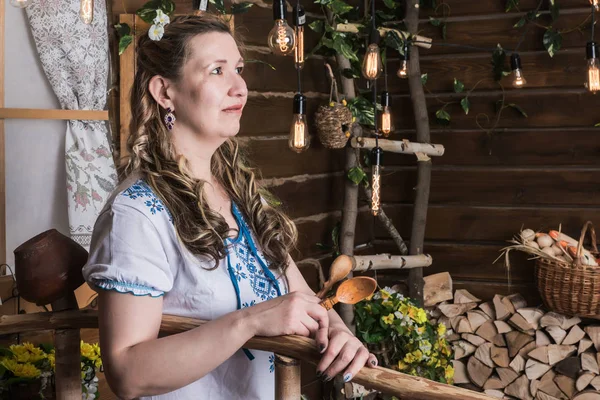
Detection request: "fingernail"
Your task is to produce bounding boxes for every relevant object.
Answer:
[319,344,326,353]
[321,375,329,382]
[371,360,377,366]
[325,375,333,382]
[316,371,323,378]
[343,373,352,382]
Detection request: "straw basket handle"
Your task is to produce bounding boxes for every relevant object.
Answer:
[575,221,599,267]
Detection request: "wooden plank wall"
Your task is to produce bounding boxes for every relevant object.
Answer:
[109,0,600,307]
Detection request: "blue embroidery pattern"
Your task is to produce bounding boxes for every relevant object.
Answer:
[269,354,275,373]
[121,180,173,222]
[230,236,278,301]
[242,300,256,308]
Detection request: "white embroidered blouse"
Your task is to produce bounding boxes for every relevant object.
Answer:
[82,174,288,400]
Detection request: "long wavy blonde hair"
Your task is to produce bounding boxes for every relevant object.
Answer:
[121,15,297,271]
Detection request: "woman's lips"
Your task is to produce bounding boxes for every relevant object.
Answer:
[223,105,243,113]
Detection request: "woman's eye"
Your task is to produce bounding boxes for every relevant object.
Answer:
[210,67,222,75]
[236,66,244,74]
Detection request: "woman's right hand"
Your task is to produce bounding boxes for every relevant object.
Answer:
[243,291,329,347]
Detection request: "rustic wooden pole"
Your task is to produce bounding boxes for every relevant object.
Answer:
[274,354,302,400]
[405,0,432,307]
[52,292,82,400]
[105,0,120,166]
[351,137,444,157]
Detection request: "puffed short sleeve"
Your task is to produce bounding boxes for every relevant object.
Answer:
[82,203,174,297]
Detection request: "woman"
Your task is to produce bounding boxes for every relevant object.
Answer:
[83,14,376,400]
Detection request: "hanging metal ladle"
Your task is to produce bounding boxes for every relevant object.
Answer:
[319,276,377,310]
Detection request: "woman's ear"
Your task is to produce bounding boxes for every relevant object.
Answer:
[149,75,175,110]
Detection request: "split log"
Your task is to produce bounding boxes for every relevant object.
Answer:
[538,330,553,346]
[452,360,470,384]
[463,333,487,347]
[590,376,600,391]
[526,358,553,380]
[504,374,533,400]
[541,313,569,328]
[518,341,538,360]
[579,339,594,355]
[493,333,507,348]
[528,346,550,364]
[538,376,566,399]
[479,302,496,320]
[553,374,576,399]
[494,295,511,321]
[350,137,444,156]
[510,354,526,373]
[577,372,597,392]
[334,24,433,49]
[454,340,477,360]
[474,343,495,369]
[497,367,520,386]
[509,313,535,335]
[573,391,600,400]
[494,320,513,334]
[454,289,481,304]
[456,317,474,334]
[555,357,581,380]
[438,315,452,330]
[483,389,504,398]
[537,392,562,400]
[439,303,478,319]
[491,346,510,368]
[563,325,586,346]
[467,356,493,388]
[476,320,499,343]
[547,326,568,345]
[423,272,453,307]
[353,254,433,272]
[504,294,527,311]
[582,352,600,374]
[542,369,557,384]
[562,316,582,331]
[531,379,540,397]
[446,330,461,342]
[484,376,505,390]
[451,316,467,332]
[467,311,490,331]
[548,345,577,366]
[584,327,600,351]
[506,331,534,358]
[518,308,545,329]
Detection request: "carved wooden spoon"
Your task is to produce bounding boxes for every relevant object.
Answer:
[319,276,377,310]
[316,254,355,298]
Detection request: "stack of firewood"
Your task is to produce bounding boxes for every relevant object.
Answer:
[429,290,600,400]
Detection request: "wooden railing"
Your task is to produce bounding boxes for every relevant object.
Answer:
[0,309,494,400]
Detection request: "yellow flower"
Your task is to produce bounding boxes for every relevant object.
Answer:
[417,326,426,334]
[365,304,372,312]
[397,361,407,370]
[47,352,55,371]
[10,342,47,363]
[437,323,446,336]
[2,359,41,378]
[81,341,97,361]
[342,99,347,106]
[382,300,393,308]
[445,365,454,383]
[380,290,391,300]
[416,309,428,324]
[403,353,415,363]
[329,101,335,107]
[412,350,423,361]
[382,313,395,325]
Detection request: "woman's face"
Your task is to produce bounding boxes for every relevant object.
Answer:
[168,32,248,143]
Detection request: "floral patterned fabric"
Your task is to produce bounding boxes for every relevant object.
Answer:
[26,0,117,248]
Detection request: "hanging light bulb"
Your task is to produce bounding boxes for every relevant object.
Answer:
[289,94,310,152]
[362,29,383,80]
[397,43,410,79]
[268,0,296,56]
[591,0,600,11]
[293,5,305,70]
[510,53,527,88]
[586,42,600,93]
[79,0,94,24]
[9,0,31,8]
[381,91,393,137]
[370,147,383,216]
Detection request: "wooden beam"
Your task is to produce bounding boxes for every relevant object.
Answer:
[0,108,109,121]
[335,23,433,49]
[0,0,5,267]
[351,137,445,157]
[119,14,136,163]
[353,254,432,271]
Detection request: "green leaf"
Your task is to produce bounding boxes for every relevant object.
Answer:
[461,97,470,115]
[209,0,226,14]
[244,59,276,70]
[549,0,559,21]
[136,0,175,22]
[329,0,353,15]
[114,23,131,37]
[231,2,253,14]
[429,17,442,27]
[491,44,508,81]
[595,122,600,127]
[383,0,396,8]
[453,78,464,93]
[505,0,519,12]
[308,20,324,33]
[348,166,367,185]
[507,103,528,117]
[347,96,375,126]
[543,28,562,57]
[513,16,527,28]
[159,0,175,15]
[442,22,447,40]
[435,109,451,125]
[341,68,359,79]
[332,35,359,62]
[421,73,428,85]
[118,35,133,55]
[136,6,158,23]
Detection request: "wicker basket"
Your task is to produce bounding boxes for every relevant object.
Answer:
[314,103,353,149]
[535,221,600,319]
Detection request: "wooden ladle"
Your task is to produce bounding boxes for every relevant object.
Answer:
[319,276,377,310]
[316,254,355,298]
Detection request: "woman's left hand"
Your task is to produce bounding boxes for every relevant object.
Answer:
[315,326,378,383]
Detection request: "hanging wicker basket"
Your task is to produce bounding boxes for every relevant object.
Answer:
[314,63,354,149]
[535,221,600,319]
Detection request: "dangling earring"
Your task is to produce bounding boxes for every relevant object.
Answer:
[164,107,176,131]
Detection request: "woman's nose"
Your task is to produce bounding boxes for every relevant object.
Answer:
[230,73,248,98]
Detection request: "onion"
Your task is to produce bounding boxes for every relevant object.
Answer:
[536,234,554,249]
[520,228,536,243]
[526,240,540,250]
[550,244,563,256]
[541,247,555,257]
